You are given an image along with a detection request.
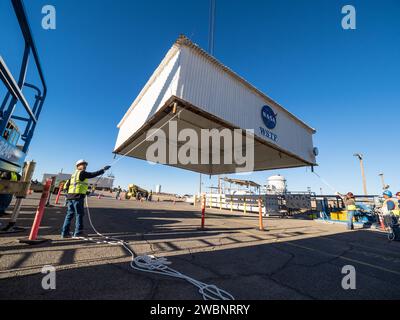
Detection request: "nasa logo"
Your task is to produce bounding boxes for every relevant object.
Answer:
[261,105,277,130]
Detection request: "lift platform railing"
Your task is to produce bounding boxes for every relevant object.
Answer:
[0,0,47,172]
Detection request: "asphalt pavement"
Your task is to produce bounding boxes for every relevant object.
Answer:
[1,192,400,300]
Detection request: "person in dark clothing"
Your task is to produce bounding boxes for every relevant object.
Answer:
[61,159,110,238]
[337,192,357,230]
[0,171,21,216]
[115,186,122,200]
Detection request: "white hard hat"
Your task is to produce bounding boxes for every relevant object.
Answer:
[75,159,88,167]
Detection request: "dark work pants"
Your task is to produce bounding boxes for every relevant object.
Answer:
[347,210,355,230]
[0,194,13,215]
[61,198,85,236]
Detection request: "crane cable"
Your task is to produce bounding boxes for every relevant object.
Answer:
[79,108,235,300]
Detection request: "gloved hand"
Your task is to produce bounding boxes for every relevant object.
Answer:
[103,165,111,171]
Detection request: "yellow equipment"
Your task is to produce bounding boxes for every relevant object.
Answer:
[330,210,356,222]
[125,184,148,200]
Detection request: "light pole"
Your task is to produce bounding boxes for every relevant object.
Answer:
[199,173,202,195]
[353,153,368,196]
[379,173,389,190]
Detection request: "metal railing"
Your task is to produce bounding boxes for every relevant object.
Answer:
[0,0,47,171]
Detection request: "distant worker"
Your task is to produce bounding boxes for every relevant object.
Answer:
[0,171,21,216]
[337,192,357,230]
[91,184,96,196]
[381,190,395,217]
[147,190,153,202]
[115,186,122,200]
[395,192,400,217]
[61,160,111,238]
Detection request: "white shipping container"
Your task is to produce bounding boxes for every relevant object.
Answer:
[115,36,317,174]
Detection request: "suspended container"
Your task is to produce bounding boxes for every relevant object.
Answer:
[114,35,317,175]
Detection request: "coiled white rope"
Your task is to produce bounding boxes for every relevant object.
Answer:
[72,108,234,299]
[84,192,234,300]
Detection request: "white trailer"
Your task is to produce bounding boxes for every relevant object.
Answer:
[115,35,317,174]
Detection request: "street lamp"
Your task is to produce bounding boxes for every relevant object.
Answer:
[379,173,389,190]
[353,153,368,196]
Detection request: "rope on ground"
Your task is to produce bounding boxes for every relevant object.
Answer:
[84,195,234,300]
[79,107,234,299]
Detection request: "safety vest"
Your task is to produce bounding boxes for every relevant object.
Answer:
[0,172,18,181]
[10,172,18,182]
[382,198,399,215]
[347,204,357,211]
[346,199,357,211]
[68,171,88,195]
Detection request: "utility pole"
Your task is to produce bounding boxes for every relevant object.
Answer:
[353,153,368,196]
[379,173,389,190]
[199,173,202,196]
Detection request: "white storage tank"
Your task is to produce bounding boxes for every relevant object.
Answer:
[266,175,287,194]
[155,185,162,194]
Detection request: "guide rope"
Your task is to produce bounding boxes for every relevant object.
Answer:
[80,109,235,300]
[311,171,340,224]
[312,171,338,194]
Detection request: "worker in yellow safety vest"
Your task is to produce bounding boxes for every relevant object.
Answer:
[394,192,400,216]
[61,159,110,239]
[0,171,20,216]
[337,192,357,230]
[381,190,400,240]
[381,190,396,215]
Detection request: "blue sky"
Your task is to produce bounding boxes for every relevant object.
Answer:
[1,0,399,195]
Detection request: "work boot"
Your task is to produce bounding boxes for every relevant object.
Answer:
[61,233,71,239]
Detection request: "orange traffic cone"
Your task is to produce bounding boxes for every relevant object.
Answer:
[379,215,386,230]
